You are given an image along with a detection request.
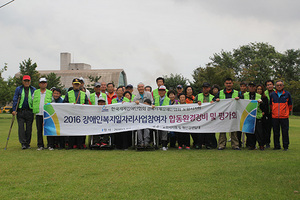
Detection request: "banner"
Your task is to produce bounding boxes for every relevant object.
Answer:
[43,99,258,136]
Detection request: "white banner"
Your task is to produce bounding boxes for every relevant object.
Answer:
[43,99,258,136]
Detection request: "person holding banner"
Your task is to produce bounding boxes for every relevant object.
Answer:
[90,82,107,105]
[177,93,191,150]
[33,78,53,151]
[213,78,242,150]
[153,85,170,151]
[194,82,217,149]
[133,82,153,104]
[264,80,275,148]
[63,78,89,149]
[152,77,168,100]
[12,75,36,149]
[270,80,292,151]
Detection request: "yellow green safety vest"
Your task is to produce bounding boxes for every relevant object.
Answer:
[33,89,53,114]
[244,92,262,119]
[19,88,33,109]
[154,96,170,106]
[68,90,86,104]
[90,92,107,105]
[219,90,238,99]
[152,88,169,99]
[111,97,130,104]
[197,93,214,102]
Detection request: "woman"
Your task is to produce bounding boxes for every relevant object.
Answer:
[211,84,220,96]
[167,90,179,148]
[177,93,191,150]
[167,90,179,105]
[185,86,195,104]
[123,91,132,103]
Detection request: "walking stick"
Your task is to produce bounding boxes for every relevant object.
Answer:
[4,97,20,150]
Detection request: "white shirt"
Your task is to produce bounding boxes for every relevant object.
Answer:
[37,90,46,116]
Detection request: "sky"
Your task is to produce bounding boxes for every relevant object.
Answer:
[1,0,300,88]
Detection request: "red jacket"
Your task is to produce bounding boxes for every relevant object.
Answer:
[270,90,292,119]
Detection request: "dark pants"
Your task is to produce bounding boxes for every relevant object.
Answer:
[199,133,217,149]
[272,118,289,149]
[264,114,272,145]
[191,133,200,147]
[169,132,177,147]
[246,119,266,147]
[17,109,34,147]
[115,131,130,149]
[36,115,44,147]
[178,133,190,147]
[237,131,242,147]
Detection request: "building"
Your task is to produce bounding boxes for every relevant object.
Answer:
[38,52,127,89]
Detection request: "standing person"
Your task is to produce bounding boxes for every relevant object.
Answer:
[270,80,292,151]
[211,84,220,96]
[243,82,265,150]
[152,77,168,100]
[167,90,179,148]
[100,81,107,94]
[125,84,135,101]
[90,82,108,105]
[145,85,152,93]
[123,91,132,102]
[177,93,190,150]
[153,86,170,151]
[106,83,117,104]
[133,83,153,104]
[112,86,130,104]
[63,78,89,149]
[213,78,242,150]
[176,85,184,100]
[12,75,36,149]
[194,82,217,149]
[264,80,275,148]
[167,90,179,105]
[33,78,53,150]
[79,77,90,99]
[237,82,248,147]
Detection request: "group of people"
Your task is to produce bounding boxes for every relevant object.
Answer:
[12,75,293,151]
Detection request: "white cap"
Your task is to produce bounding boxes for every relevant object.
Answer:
[79,77,84,83]
[158,85,166,90]
[39,78,47,83]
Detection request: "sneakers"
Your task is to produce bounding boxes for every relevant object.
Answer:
[37,147,44,151]
[186,146,190,150]
[248,146,255,150]
[100,142,107,147]
[162,147,168,151]
[218,147,224,150]
[178,146,182,150]
[48,147,54,151]
[283,148,288,151]
[22,145,27,150]
[259,146,265,151]
[234,147,241,150]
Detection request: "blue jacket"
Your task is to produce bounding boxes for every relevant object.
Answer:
[12,85,36,111]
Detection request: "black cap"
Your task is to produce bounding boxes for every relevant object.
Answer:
[177,85,183,89]
[202,82,210,87]
[248,81,256,86]
[125,84,133,89]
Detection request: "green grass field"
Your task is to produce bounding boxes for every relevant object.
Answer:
[0,113,299,200]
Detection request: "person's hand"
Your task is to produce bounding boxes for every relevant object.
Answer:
[12,111,16,116]
[235,97,240,100]
[210,101,214,103]
[257,99,262,103]
[216,98,220,102]
[135,100,139,105]
[197,101,202,106]
[151,105,155,109]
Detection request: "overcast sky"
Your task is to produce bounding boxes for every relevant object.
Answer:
[1,0,300,87]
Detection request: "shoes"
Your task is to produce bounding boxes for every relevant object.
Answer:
[22,145,27,150]
[37,147,43,151]
[206,146,212,150]
[283,148,288,151]
[266,144,270,148]
[178,146,182,150]
[234,147,241,150]
[80,144,87,149]
[228,138,231,142]
[218,147,224,150]
[248,146,255,150]
[195,145,201,149]
[273,147,281,150]
[186,146,190,150]
[48,147,54,151]
[259,146,265,151]
[162,147,168,151]
[73,145,78,149]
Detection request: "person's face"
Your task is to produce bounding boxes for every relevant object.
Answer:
[256,86,263,95]
[275,81,284,92]
[157,80,164,87]
[212,88,219,95]
[138,84,145,94]
[22,80,31,87]
[145,87,151,92]
[73,83,80,90]
[176,87,183,94]
[124,93,131,100]
[107,84,114,93]
[116,88,124,97]
[186,87,193,96]
[240,85,247,92]
[94,85,101,93]
[98,101,106,105]
[100,82,107,91]
[126,88,133,93]
[202,87,210,95]
[266,81,274,91]
[224,80,233,90]
[53,90,61,100]
[158,89,166,97]
[80,81,84,87]
[248,85,256,93]
[179,95,186,104]
[169,93,175,101]
[39,81,47,89]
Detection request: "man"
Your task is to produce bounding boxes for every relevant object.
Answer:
[213,78,242,150]
[33,78,53,150]
[153,86,170,151]
[52,88,64,103]
[194,82,217,149]
[133,82,153,104]
[106,83,117,104]
[176,85,184,100]
[264,80,275,148]
[12,75,36,149]
[125,84,135,101]
[100,81,107,94]
[145,85,152,93]
[63,78,89,149]
[112,86,129,103]
[152,77,168,99]
[270,80,292,151]
[90,82,108,105]
[237,81,248,147]
[243,82,265,150]
[79,77,90,99]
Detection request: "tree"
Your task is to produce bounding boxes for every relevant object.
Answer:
[16,58,40,89]
[163,73,188,91]
[0,64,16,106]
[44,72,65,94]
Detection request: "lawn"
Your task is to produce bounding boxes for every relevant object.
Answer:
[0,113,299,200]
